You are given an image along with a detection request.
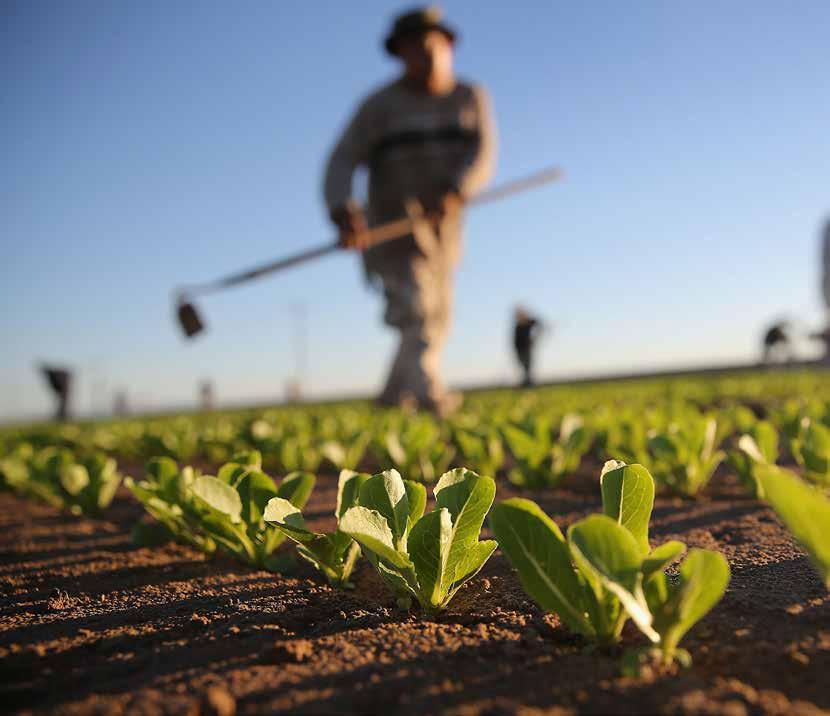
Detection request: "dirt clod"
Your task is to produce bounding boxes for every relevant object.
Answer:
[200,686,235,716]
[47,588,75,611]
[271,638,314,663]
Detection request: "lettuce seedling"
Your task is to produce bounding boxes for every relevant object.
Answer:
[491,462,656,645]
[599,415,651,467]
[503,413,591,488]
[0,443,34,493]
[4,446,69,508]
[453,427,505,479]
[126,457,216,552]
[321,431,372,472]
[727,420,778,498]
[382,419,457,483]
[647,415,725,496]
[626,547,730,672]
[790,419,830,487]
[126,453,314,570]
[492,461,729,663]
[340,468,497,614]
[755,464,830,587]
[61,453,122,517]
[263,469,370,586]
[0,445,122,517]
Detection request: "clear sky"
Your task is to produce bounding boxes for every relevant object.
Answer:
[2,1,828,421]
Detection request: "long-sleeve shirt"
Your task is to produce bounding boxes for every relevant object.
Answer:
[323,77,496,277]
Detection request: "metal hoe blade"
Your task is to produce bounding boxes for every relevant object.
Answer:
[177,299,205,338]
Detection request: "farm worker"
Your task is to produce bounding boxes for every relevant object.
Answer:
[761,322,792,364]
[513,307,543,388]
[39,364,72,421]
[822,219,830,313]
[323,7,496,415]
[810,219,830,359]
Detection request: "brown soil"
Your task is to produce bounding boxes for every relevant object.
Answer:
[0,468,828,716]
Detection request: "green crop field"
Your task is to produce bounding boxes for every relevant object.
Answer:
[1,368,829,714]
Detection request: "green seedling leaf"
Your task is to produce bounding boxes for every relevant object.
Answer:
[358,470,410,542]
[263,497,312,539]
[600,462,654,556]
[753,421,778,463]
[59,464,89,496]
[146,456,179,486]
[490,498,593,637]
[737,434,765,463]
[649,548,730,658]
[277,471,315,509]
[93,458,122,510]
[231,450,262,469]
[265,491,360,586]
[560,413,584,443]
[405,480,427,525]
[217,463,251,486]
[642,540,686,578]
[503,424,546,464]
[191,475,242,523]
[756,464,830,586]
[568,515,657,643]
[408,507,453,609]
[236,470,278,525]
[336,470,369,518]
[452,539,497,587]
[433,469,495,582]
[792,420,830,486]
[201,511,255,563]
[339,505,412,571]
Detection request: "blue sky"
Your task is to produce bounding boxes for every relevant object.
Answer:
[2,1,828,420]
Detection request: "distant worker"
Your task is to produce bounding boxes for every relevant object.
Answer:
[39,364,72,421]
[761,322,792,364]
[513,307,543,387]
[323,7,496,415]
[113,390,129,417]
[812,219,830,360]
[199,380,215,411]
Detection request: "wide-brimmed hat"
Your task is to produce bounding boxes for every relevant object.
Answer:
[384,6,458,56]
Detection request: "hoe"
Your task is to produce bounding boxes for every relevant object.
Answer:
[174,166,563,338]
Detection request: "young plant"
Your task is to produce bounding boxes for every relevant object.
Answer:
[339,468,497,614]
[126,457,215,552]
[491,462,656,645]
[60,452,123,517]
[789,418,830,487]
[321,431,372,472]
[263,469,370,586]
[647,415,725,496]
[0,446,66,508]
[492,461,729,666]
[382,419,457,483]
[755,463,830,587]
[453,427,505,479]
[599,415,651,467]
[126,452,314,570]
[727,420,778,498]
[627,546,730,673]
[0,446,122,517]
[503,413,591,488]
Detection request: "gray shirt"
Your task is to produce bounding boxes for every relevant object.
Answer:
[323,77,497,277]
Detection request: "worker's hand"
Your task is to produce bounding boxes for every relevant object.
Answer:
[330,205,369,250]
[438,187,464,219]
